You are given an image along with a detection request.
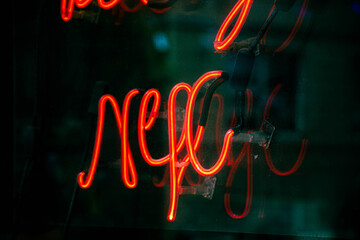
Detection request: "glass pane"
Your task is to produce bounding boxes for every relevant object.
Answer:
[11,0,360,239]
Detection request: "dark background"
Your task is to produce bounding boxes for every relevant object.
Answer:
[9,0,360,239]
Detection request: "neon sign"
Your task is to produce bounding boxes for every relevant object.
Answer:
[214,0,253,51]
[77,72,308,221]
[60,0,174,21]
[61,0,309,221]
[60,0,254,51]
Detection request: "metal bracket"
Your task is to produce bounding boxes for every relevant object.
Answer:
[179,176,217,200]
[232,120,275,149]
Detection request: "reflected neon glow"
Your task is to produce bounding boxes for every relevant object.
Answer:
[225,142,253,219]
[119,0,143,12]
[262,84,308,176]
[261,0,310,52]
[77,90,139,189]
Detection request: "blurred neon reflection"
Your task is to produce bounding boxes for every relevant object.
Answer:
[261,0,310,52]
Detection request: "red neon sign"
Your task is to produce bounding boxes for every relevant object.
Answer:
[60,0,172,21]
[62,0,310,222]
[61,0,307,52]
[214,0,253,51]
[78,72,308,221]
[119,0,143,12]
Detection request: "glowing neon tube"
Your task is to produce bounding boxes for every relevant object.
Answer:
[185,71,234,176]
[167,83,192,221]
[121,90,139,188]
[176,121,205,186]
[214,0,253,51]
[61,0,92,21]
[77,0,92,7]
[77,90,139,189]
[98,0,120,9]
[138,89,166,166]
[61,0,76,21]
[137,84,191,221]
[75,80,309,221]
[138,87,190,166]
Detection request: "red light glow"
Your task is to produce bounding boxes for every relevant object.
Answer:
[77,90,139,189]
[98,0,120,9]
[185,71,234,176]
[60,0,307,55]
[61,0,75,21]
[214,0,253,51]
[60,0,172,21]
[65,0,311,220]
[138,87,188,167]
[78,80,308,221]
[167,83,192,221]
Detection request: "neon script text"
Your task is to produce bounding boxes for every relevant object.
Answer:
[60,0,254,51]
[78,71,308,221]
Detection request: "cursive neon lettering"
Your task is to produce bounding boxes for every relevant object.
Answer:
[60,0,173,21]
[185,71,235,176]
[78,78,308,221]
[214,0,253,51]
[97,0,120,9]
[61,0,92,21]
[77,90,139,189]
[65,0,311,221]
[60,0,307,53]
[167,83,192,221]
